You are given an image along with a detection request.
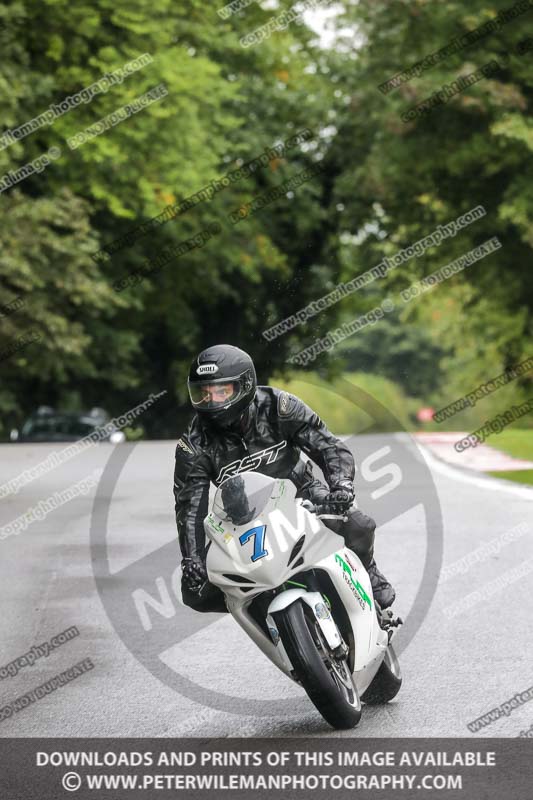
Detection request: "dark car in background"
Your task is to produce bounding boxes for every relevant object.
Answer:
[10,406,126,444]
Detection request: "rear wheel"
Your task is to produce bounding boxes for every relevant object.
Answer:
[361,644,402,704]
[274,600,361,729]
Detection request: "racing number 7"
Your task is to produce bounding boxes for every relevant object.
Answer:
[239,525,268,562]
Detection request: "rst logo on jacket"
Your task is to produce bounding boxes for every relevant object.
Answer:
[217,441,287,483]
[176,437,194,456]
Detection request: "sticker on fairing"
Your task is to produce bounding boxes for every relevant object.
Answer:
[239,524,268,562]
[206,514,225,534]
[335,553,372,610]
[345,552,358,572]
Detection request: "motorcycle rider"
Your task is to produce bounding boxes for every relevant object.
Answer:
[174,344,396,613]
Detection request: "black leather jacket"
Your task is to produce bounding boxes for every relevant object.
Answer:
[173,386,355,560]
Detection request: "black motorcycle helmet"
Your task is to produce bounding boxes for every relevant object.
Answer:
[187,344,257,427]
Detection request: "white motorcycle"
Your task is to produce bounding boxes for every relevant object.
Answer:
[204,471,402,729]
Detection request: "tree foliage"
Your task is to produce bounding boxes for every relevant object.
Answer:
[0,0,530,436]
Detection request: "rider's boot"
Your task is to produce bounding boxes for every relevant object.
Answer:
[365,558,396,609]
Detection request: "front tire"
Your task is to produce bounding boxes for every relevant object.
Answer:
[274,600,361,729]
[361,644,402,704]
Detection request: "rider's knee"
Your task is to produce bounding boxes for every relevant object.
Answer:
[347,508,376,536]
[342,508,375,558]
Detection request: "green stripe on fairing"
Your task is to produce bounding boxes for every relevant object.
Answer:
[334,553,372,609]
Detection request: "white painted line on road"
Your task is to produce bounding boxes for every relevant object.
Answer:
[413,431,533,472]
[404,435,533,501]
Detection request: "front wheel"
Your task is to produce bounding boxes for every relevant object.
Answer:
[274,600,361,730]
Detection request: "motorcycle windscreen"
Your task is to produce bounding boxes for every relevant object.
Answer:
[213,472,276,526]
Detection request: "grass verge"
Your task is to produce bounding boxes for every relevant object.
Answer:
[487,429,533,486]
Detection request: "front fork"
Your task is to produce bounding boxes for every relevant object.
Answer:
[266,588,346,673]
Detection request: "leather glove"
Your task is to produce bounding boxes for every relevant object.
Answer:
[323,483,355,514]
[181,557,208,593]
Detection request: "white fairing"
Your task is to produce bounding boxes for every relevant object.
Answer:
[205,473,389,696]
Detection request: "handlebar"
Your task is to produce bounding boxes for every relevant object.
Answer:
[301,500,348,522]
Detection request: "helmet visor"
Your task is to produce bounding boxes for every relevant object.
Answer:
[188,373,251,411]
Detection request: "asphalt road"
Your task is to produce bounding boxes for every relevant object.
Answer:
[0,434,532,738]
